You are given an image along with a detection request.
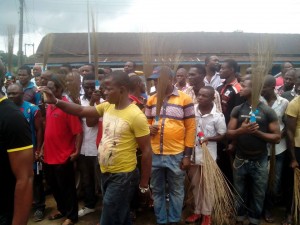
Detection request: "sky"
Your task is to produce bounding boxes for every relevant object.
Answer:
[0,0,299,56]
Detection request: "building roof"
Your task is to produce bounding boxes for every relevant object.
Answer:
[28,32,300,66]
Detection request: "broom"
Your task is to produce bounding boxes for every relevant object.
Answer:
[140,32,154,94]
[42,33,53,101]
[250,37,273,111]
[293,167,300,223]
[154,66,170,125]
[197,132,239,224]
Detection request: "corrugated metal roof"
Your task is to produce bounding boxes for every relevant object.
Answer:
[28,32,300,66]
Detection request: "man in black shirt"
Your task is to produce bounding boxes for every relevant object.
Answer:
[0,60,33,225]
[227,77,280,225]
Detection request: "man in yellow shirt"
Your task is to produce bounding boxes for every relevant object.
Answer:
[145,66,196,225]
[40,71,152,225]
[284,84,300,224]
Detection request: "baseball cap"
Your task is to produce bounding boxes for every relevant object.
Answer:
[147,66,174,80]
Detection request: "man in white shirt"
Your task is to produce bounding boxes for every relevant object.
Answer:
[77,74,101,217]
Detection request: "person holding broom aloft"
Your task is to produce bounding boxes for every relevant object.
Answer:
[185,86,226,225]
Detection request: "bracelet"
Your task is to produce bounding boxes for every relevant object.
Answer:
[183,155,190,158]
[55,98,59,105]
[139,184,149,193]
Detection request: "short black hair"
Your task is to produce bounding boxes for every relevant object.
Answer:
[223,59,238,73]
[200,85,215,97]
[129,75,142,92]
[190,64,206,75]
[126,61,136,69]
[18,65,31,75]
[108,70,130,90]
[83,63,95,73]
[204,55,216,66]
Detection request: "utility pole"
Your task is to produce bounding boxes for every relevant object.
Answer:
[18,0,24,67]
[87,0,91,63]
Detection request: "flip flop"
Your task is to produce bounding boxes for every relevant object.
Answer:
[48,213,64,220]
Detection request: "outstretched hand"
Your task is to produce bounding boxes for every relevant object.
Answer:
[38,86,57,104]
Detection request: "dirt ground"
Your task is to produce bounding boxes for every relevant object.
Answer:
[27,195,286,225]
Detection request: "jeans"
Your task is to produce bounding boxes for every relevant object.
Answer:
[151,153,185,224]
[264,150,287,211]
[78,155,99,209]
[233,155,268,225]
[100,168,139,225]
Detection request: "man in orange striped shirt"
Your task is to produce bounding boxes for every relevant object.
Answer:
[145,66,196,225]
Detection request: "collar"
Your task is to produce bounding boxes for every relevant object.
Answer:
[196,103,216,117]
[0,96,7,103]
[169,86,179,96]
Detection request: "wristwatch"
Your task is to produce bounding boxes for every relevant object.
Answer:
[139,185,149,194]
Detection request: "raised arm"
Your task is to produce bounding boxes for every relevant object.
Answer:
[39,86,100,118]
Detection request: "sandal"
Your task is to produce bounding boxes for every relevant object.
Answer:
[48,212,64,220]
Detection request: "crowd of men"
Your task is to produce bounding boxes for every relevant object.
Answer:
[0,56,300,225]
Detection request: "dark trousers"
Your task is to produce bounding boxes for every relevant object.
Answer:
[33,166,46,212]
[78,155,99,209]
[45,160,78,222]
[100,168,139,225]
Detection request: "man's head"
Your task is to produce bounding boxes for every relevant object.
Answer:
[147,66,174,91]
[124,61,136,74]
[66,71,81,95]
[18,66,32,86]
[80,64,95,76]
[7,83,24,106]
[40,70,53,86]
[240,77,252,98]
[129,75,146,94]
[175,68,187,86]
[188,65,206,87]
[261,75,276,99]
[220,59,238,80]
[281,61,293,75]
[47,75,65,98]
[205,55,220,73]
[283,69,296,91]
[197,86,215,107]
[103,70,130,104]
[33,65,42,77]
[103,67,112,75]
[82,73,96,99]
[294,69,300,95]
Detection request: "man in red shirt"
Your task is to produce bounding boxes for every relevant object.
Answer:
[43,75,83,225]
